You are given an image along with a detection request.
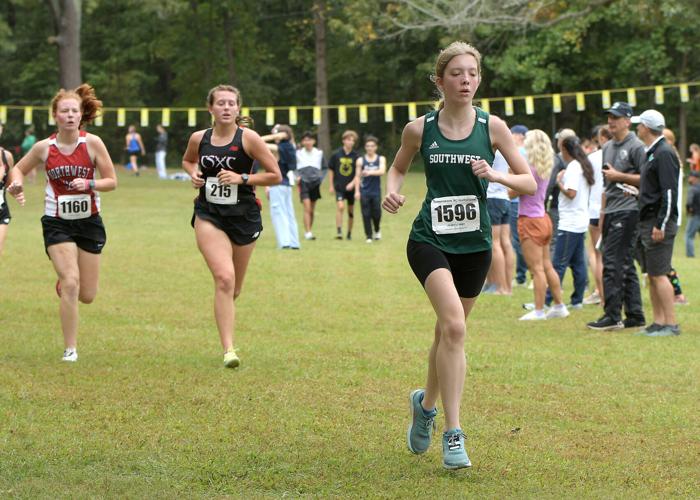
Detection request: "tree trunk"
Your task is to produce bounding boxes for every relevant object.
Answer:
[47,0,82,89]
[313,0,331,157]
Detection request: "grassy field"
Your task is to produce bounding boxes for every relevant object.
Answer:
[1,166,698,498]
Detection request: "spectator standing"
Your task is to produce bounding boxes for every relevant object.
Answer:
[154,124,168,179]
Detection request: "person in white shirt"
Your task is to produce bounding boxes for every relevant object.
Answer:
[583,125,612,306]
[545,136,595,308]
[484,150,515,294]
[296,131,324,240]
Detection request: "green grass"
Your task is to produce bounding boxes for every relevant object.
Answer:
[1,166,698,498]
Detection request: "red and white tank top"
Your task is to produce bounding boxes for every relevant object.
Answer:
[44,131,100,219]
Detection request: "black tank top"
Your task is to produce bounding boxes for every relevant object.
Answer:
[0,149,8,209]
[197,127,256,216]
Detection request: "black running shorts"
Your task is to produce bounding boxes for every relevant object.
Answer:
[41,214,107,254]
[192,202,262,246]
[406,239,491,298]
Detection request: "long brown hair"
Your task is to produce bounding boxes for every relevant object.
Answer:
[51,83,102,127]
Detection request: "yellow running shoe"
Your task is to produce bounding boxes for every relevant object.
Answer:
[223,349,240,369]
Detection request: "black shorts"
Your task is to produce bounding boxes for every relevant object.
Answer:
[300,181,321,202]
[192,203,262,246]
[0,203,10,225]
[406,239,492,298]
[636,218,676,276]
[41,214,106,254]
[335,188,355,205]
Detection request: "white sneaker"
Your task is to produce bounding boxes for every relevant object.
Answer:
[568,303,584,310]
[304,232,316,240]
[546,304,570,319]
[582,291,601,305]
[519,310,546,320]
[62,348,78,362]
[527,281,534,290]
[373,231,382,240]
[365,238,373,244]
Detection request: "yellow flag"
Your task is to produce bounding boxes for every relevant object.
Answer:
[140,108,149,127]
[24,106,33,125]
[680,84,689,103]
[94,112,103,127]
[289,106,297,125]
[552,94,562,113]
[408,102,417,121]
[505,98,514,116]
[480,99,490,114]
[654,86,664,105]
[576,92,585,111]
[241,107,250,117]
[384,104,393,123]
[313,106,321,125]
[525,96,534,115]
[161,108,171,127]
[117,108,126,127]
[359,105,368,124]
[338,105,347,124]
[626,88,636,106]
[266,107,274,126]
[601,90,611,109]
[188,108,197,127]
[433,100,441,110]
[48,107,55,126]
[0,106,6,124]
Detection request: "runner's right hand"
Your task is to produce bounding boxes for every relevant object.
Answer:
[382,192,405,214]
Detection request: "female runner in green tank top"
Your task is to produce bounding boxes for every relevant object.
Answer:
[382,41,536,470]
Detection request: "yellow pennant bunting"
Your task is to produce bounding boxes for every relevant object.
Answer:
[359,105,368,124]
[48,108,55,126]
[313,106,321,125]
[408,102,417,121]
[188,108,197,127]
[266,107,274,126]
[433,100,441,110]
[241,107,250,118]
[525,96,534,115]
[24,106,33,125]
[626,88,637,106]
[289,106,297,125]
[680,84,689,102]
[576,92,585,111]
[601,90,611,109]
[161,108,170,127]
[0,106,6,124]
[654,86,664,105]
[140,108,149,127]
[552,94,562,113]
[337,105,347,124]
[94,112,103,127]
[117,108,126,127]
[505,98,514,116]
[480,99,490,114]
[384,104,393,123]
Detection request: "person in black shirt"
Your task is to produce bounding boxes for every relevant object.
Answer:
[631,109,680,336]
[182,85,282,367]
[0,122,15,256]
[686,171,700,257]
[328,130,359,239]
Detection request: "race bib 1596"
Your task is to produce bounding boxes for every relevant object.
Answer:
[205,177,238,205]
[58,194,91,220]
[430,195,480,234]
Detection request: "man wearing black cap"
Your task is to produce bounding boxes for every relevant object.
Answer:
[587,102,646,331]
[633,109,680,336]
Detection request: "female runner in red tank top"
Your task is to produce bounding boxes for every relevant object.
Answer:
[8,84,117,362]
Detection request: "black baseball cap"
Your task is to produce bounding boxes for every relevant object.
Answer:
[605,101,633,118]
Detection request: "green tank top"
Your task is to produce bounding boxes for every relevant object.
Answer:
[409,107,494,254]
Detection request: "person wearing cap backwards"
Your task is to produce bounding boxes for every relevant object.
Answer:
[632,109,681,336]
[587,102,646,331]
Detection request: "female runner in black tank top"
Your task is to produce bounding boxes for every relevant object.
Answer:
[182,85,282,369]
[0,121,15,256]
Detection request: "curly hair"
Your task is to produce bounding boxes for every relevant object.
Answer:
[524,129,554,179]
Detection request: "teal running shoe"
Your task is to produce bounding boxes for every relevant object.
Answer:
[442,429,471,469]
[407,389,437,454]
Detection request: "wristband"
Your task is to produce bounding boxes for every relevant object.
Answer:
[89,180,96,190]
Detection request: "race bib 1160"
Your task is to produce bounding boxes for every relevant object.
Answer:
[205,177,238,205]
[430,195,480,234]
[58,194,91,220]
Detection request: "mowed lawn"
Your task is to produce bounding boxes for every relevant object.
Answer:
[1,166,698,498]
